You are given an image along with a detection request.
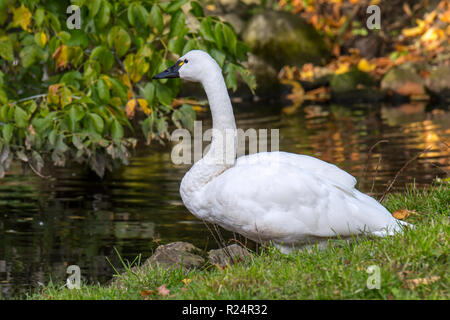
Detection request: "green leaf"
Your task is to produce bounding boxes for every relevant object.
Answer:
[156,83,173,106]
[210,48,226,67]
[96,0,111,29]
[150,4,164,33]
[14,106,28,128]
[166,0,189,13]
[0,38,14,61]
[111,118,124,140]
[114,28,131,57]
[20,46,36,68]
[35,8,45,26]
[182,39,196,55]
[135,4,149,28]
[214,23,224,50]
[55,135,68,153]
[199,17,215,42]
[2,123,13,144]
[169,10,186,39]
[142,82,156,105]
[88,113,104,133]
[96,79,110,104]
[189,1,204,17]
[90,46,114,72]
[173,104,196,130]
[87,0,102,18]
[223,24,237,55]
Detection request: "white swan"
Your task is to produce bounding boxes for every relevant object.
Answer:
[153,50,411,253]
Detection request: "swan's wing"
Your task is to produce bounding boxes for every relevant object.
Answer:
[235,152,357,192]
[198,158,396,244]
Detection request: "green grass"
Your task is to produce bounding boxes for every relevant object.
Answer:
[28,182,449,300]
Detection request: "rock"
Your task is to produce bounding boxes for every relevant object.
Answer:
[381,65,425,97]
[330,68,384,102]
[344,35,385,59]
[425,66,450,102]
[242,10,329,69]
[208,244,250,267]
[243,53,281,99]
[142,241,205,270]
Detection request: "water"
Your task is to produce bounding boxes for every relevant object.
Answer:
[0,102,449,298]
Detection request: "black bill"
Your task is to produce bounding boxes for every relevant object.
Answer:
[152,60,184,79]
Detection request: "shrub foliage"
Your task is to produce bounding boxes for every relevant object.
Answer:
[0,0,255,177]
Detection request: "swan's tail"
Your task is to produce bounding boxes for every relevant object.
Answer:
[371,220,414,237]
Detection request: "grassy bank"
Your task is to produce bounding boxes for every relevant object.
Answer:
[29,182,449,300]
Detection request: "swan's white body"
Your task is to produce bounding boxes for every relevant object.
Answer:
[161,50,410,253]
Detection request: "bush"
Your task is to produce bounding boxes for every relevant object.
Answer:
[0,0,255,177]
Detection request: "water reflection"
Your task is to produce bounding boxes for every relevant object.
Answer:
[0,102,448,298]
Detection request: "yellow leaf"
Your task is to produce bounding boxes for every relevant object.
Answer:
[421,28,439,42]
[52,45,69,69]
[47,84,60,105]
[182,278,192,285]
[101,75,112,88]
[335,63,350,75]
[35,32,47,48]
[137,99,151,115]
[402,19,426,37]
[392,209,411,220]
[126,99,137,118]
[357,59,376,72]
[13,5,32,31]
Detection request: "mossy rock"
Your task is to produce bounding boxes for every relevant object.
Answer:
[425,66,450,102]
[330,69,384,102]
[330,69,375,93]
[381,65,425,96]
[242,10,329,69]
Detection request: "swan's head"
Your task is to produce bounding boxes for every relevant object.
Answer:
[152,50,220,83]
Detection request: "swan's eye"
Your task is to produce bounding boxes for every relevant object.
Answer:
[184,59,188,63]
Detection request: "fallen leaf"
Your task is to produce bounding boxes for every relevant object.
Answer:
[182,278,192,285]
[405,276,440,290]
[357,59,376,72]
[392,209,417,220]
[157,284,170,296]
[140,289,154,296]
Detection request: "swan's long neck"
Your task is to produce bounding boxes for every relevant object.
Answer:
[180,66,237,199]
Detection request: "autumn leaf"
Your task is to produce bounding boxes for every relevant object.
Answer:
[52,45,69,69]
[392,209,415,220]
[13,5,32,32]
[334,63,350,75]
[140,289,154,297]
[126,99,137,118]
[182,278,192,285]
[157,284,170,296]
[357,59,376,72]
[405,276,440,290]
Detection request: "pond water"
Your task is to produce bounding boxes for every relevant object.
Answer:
[0,102,449,298]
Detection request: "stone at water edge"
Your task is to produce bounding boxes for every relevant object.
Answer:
[425,66,450,102]
[144,241,205,269]
[208,244,251,267]
[380,65,426,97]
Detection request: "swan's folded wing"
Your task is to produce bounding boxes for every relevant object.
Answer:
[201,159,394,242]
[235,151,357,191]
